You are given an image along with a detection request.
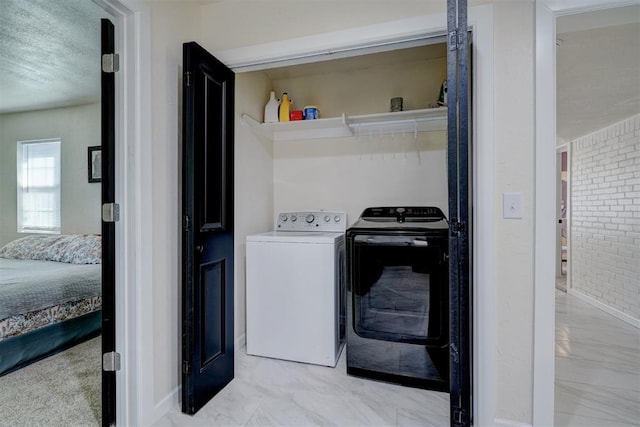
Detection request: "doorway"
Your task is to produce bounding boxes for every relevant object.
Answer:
[180,9,475,422]
[198,35,456,419]
[536,2,640,425]
[556,147,568,292]
[0,1,117,425]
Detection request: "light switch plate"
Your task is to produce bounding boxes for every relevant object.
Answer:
[503,192,523,219]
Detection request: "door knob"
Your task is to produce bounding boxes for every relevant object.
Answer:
[195,245,204,253]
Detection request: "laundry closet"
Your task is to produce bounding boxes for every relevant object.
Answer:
[233,41,449,229]
[180,19,473,417]
[231,37,452,389]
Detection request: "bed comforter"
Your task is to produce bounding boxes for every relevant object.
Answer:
[0,259,101,340]
[0,234,102,375]
[0,234,102,341]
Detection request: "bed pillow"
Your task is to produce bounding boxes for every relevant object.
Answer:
[0,234,101,264]
[45,234,102,264]
[0,235,61,261]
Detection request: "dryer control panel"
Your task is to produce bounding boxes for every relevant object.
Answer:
[276,211,347,232]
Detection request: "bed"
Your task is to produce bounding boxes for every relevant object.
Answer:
[0,234,102,376]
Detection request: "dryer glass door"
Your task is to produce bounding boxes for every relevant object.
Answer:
[352,235,448,346]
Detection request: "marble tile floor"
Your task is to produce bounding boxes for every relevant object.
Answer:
[556,274,567,292]
[155,347,450,427]
[156,290,639,427]
[554,290,640,427]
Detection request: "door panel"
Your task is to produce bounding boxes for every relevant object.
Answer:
[182,41,235,415]
[447,0,472,425]
[100,18,116,427]
[200,259,225,366]
[199,69,229,231]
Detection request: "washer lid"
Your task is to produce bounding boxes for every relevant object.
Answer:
[350,206,448,231]
[349,218,449,231]
[246,230,344,244]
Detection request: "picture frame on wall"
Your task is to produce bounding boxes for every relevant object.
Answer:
[88,146,102,183]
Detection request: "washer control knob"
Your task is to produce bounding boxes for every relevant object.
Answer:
[334,215,341,223]
[324,215,331,222]
[280,214,288,222]
[291,215,297,222]
[305,214,315,223]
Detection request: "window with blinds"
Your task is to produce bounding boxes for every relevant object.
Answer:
[16,139,61,234]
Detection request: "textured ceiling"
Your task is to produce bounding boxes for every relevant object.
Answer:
[556,6,640,143]
[0,0,106,114]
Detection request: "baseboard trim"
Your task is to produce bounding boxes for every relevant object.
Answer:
[235,333,246,349]
[147,335,245,426]
[495,418,532,427]
[568,289,640,329]
[149,385,180,426]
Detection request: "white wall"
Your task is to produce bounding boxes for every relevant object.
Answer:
[492,1,536,423]
[234,72,275,345]
[273,134,447,225]
[0,103,102,247]
[570,114,640,321]
[199,1,447,52]
[144,0,201,404]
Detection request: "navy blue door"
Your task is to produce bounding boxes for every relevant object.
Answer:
[447,0,473,425]
[181,41,235,415]
[101,18,116,427]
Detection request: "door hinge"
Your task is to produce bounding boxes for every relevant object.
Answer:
[184,215,191,231]
[451,219,465,235]
[452,407,466,426]
[448,30,462,50]
[102,203,120,223]
[102,53,120,73]
[185,72,191,87]
[182,360,191,374]
[103,351,121,372]
[450,342,459,363]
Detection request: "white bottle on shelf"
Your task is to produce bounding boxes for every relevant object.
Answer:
[264,91,280,123]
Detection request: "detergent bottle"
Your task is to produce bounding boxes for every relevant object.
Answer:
[264,91,279,123]
[279,92,291,122]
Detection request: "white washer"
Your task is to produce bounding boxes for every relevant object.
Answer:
[246,211,347,367]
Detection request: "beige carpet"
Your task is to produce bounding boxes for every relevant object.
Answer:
[0,337,101,427]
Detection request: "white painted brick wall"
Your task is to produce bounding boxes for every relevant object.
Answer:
[571,114,640,320]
